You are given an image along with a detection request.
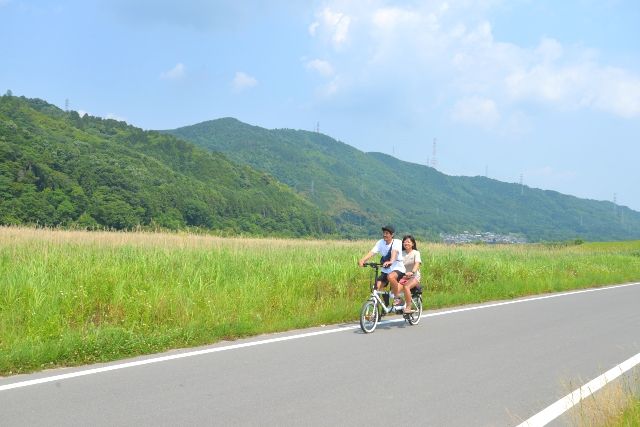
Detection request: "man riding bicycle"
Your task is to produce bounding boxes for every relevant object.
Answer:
[358,225,407,311]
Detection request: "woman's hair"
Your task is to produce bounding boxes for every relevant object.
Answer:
[402,235,417,250]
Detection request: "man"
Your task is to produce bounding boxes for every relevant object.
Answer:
[358,225,406,307]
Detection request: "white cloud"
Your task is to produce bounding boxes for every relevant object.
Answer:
[451,96,500,128]
[307,1,640,126]
[319,77,341,97]
[160,63,185,80]
[535,37,563,63]
[74,109,126,122]
[595,68,640,118]
[506,61,640,118]
[372,7,421,31]
[106,113,127,122]
[305,59,334,77]
[232,71,258,91]
[310,7,351,49]
[308,21,319,36]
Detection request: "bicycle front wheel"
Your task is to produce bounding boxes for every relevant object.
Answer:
[360,299,379,333]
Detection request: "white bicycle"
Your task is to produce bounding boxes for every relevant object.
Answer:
[359,262,423,333]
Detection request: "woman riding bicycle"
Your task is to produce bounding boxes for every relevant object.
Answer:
[399,234,421,313]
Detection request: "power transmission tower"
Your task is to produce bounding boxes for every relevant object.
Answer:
[316,122,320,133]
[65,98,70,112]
[431,138,437,169]
[520,174,524,195]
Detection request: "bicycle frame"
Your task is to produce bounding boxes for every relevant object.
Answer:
[363,262,406,314]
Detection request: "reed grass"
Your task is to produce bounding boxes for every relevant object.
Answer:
[611,397,640,426]
[568,373,640,427]
[1,226,639,375]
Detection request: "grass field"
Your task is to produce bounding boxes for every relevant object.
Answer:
[1,226,640,376]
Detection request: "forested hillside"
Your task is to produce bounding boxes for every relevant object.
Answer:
[0,95,335,236]
[3,93,638,241]
[168,118,640,241]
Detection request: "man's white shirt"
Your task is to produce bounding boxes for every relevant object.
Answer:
[371,238,405,274]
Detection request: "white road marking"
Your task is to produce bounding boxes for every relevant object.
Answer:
[422,281,640,319]
[516,352,640,427]
[1,282,638,393]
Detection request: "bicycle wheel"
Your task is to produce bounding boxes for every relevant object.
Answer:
[360,299,379,333]
[406,296,423,325]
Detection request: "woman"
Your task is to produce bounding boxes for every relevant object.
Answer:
[400,235,421,314]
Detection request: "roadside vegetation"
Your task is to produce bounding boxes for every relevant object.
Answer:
[569,375,640,426]
[1,226,639,376]
[610,397,640,426]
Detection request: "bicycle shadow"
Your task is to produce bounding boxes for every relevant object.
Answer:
[352,317,415,334]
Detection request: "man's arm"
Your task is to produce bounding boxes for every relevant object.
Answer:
[384,248,400,268]
[358,251,376,267]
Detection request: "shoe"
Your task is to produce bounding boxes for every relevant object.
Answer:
[393,298,402,306]
[403,307,414,314]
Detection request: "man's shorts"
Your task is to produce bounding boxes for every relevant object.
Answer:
[376,270,405,285]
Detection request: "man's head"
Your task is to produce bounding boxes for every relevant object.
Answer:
[381,225,394,242]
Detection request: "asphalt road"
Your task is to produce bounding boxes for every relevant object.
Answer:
[2,283,639,426]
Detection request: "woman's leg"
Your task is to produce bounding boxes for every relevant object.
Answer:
[402,278,419,312]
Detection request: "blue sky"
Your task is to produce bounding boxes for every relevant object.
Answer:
[2,0,639,211]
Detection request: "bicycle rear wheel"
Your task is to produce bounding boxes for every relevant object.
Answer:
[406,296,423,325]
[360,299,379,333]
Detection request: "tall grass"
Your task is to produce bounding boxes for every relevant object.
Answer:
[1,226,639,375]
[567,372,640,427]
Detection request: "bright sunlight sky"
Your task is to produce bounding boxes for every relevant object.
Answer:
[2,1,639,210]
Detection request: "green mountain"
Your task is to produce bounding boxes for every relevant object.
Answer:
[166,118,640,241]
[0,95,335,236]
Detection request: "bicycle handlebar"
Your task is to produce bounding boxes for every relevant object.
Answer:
[362,262,382,268]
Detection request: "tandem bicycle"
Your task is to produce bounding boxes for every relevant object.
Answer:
[359,262,423,333]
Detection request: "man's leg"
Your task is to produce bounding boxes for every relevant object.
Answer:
[388,271,401,304]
